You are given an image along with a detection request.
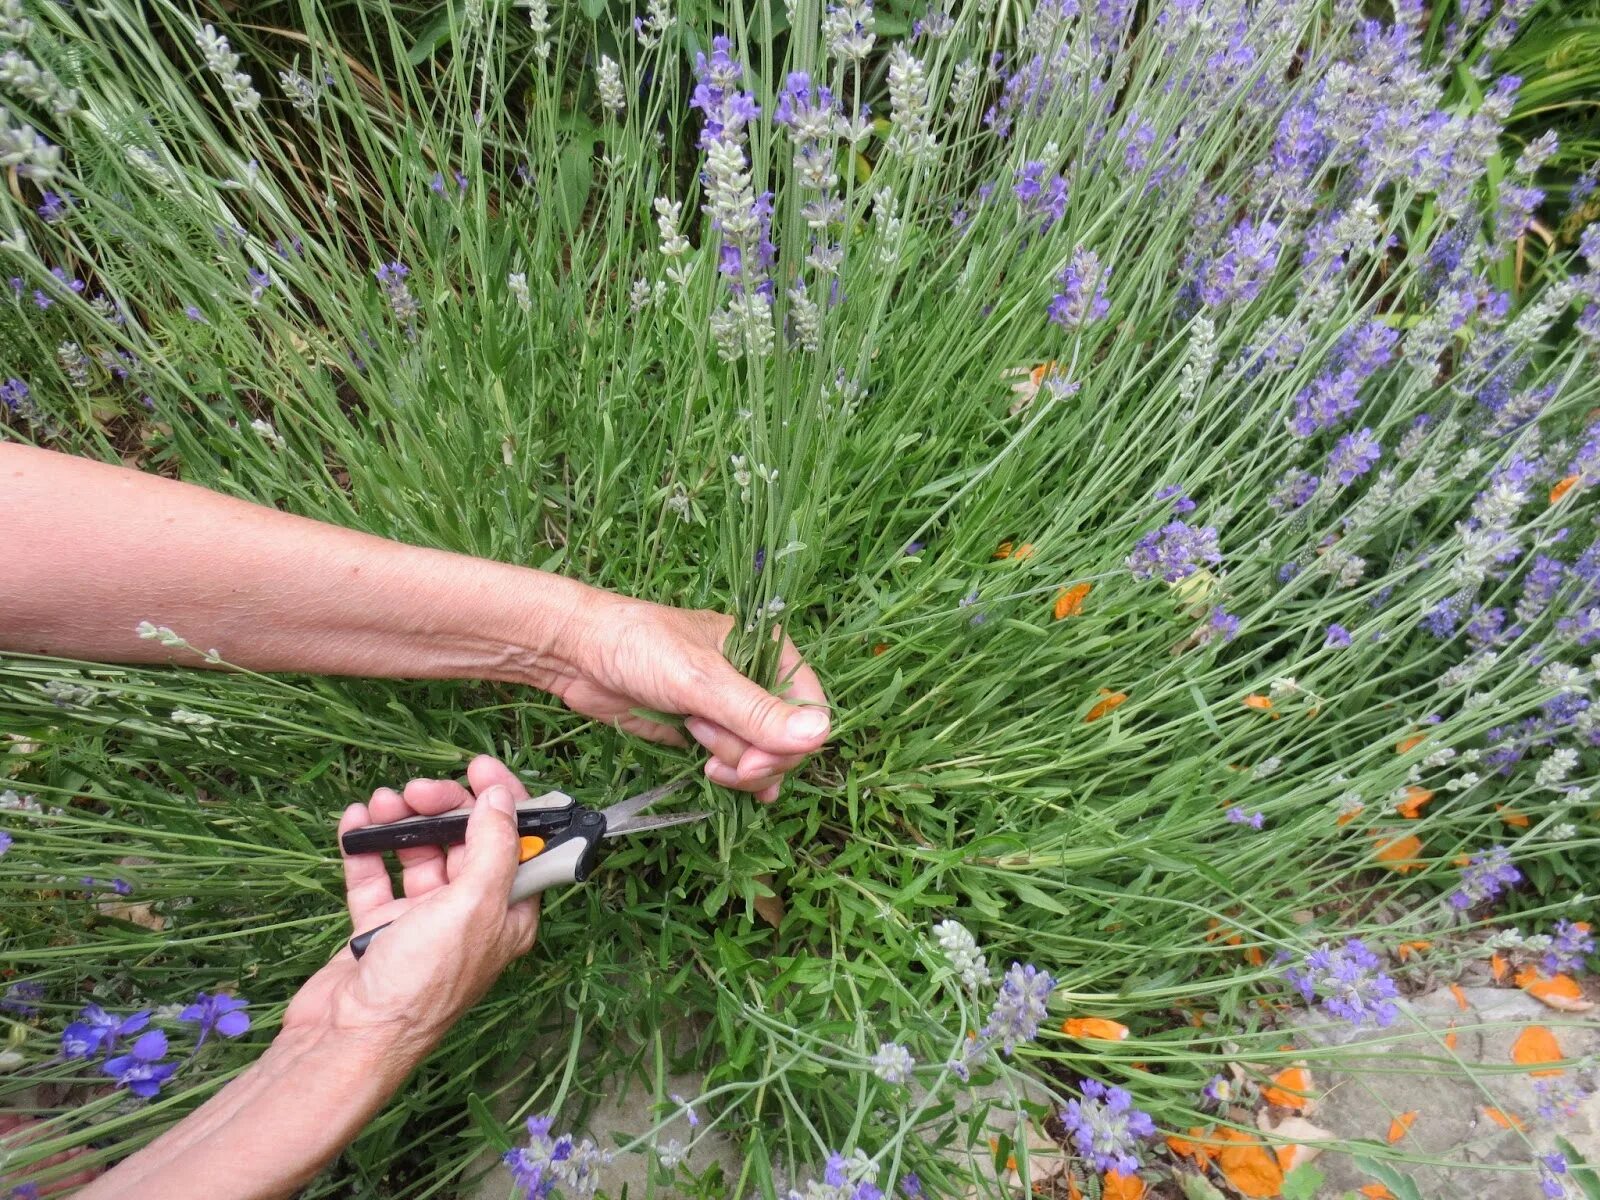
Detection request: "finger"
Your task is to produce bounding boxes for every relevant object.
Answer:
[684,716,751,767]
[456,785,520,901]
[402,776,475,814]
[776,636,830,711]
[615,715,689,747]
[735,745,807,781]
[338,803,396,927]
[370,786,449,898]
[705,759,783,795]
[500,895,541,960]
[689,657,831,758]
[465,755,530,801]
[756,783,781,804]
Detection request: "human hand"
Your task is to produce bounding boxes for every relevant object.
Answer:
[284,757,538,1061]
[545,596,830,803]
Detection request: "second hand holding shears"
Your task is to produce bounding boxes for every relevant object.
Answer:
[341,776,707,959]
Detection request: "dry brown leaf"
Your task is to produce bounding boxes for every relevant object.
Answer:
[97,899,165,932]
[752,874,785,930]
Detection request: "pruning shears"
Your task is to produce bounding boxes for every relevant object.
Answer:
[340,776,707,959]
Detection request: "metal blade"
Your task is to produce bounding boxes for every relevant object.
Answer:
[604,810,710,838]
[598,774,692,826]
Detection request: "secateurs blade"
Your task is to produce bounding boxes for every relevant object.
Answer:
[342,776,707,959]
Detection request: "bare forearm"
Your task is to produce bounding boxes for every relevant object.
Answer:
[0,445,601,685]
[77,1026,420,1200]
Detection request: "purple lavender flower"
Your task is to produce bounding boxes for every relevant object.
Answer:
[102,1028,179,1098]
[1127,521,1221,583]
[981,962,1054,1054]
[1013,161,1069,231]
[1326,428,1381,487]
[375,261,420,340]
[1154,485,1197,515]
[1422,594,1466,639]
[1542,919,1595,976]
[1226,806,1264,829]
[1324,624,1351,649]
[37,190,71,223]
[183,305,208,323]
[1269,469,1320,511]
[1206,608,1240,643]
[1534,1077,1592,1122]
[246,267,271,304]
[0,830,11,855]
[1048,247,1111,329]
[178,991,251,1047]
[0,378,30,416]
[504,1114,608,1199]
[1202,1074,1232,1106]
[1197,218,1281,307]
[1058,1079,1156,1175]
[1448,846,1521,910]
[900,1174,922,1199]
[1,981,44,1016]
[1539,1152,1568,1199]
[1285,939,1400,1028]
[62,1004,150,1059]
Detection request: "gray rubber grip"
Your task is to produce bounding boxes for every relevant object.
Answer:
[509,839,588,903]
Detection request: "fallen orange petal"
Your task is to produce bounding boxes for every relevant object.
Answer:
[1214,1129,1285,1199]
[1387,1111,1418,1143]
[1066,1176,1083,1200]
[1242,694,1273,711]
[871,643,889,656]
[1397,786,1434,819]
[1550,474,1580,504]
[1496,804,1531,829]
[1054,581,1092,620]
[1483,1107,1526,1131]
[1013,542,1035,560]
[1395,733,1426,754]
[1449,983,1469,1011]
[1359,1186,1396,1200]
[1444,1027,1459,1051]
[1061,1017,1130,1042]
[1102,1170,1145,1200]
[1262,1065,1313,1110]
[1336,804,1364,827]
[1395,940,1433,963]
[994,541,1014,559]
[1085,690,1129,723]
[1514,966,1588,1008]
[1512,1025,1565,1077]
[1491,953,1509,983]
[1374,833,1424,872]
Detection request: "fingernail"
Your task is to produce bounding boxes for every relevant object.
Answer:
[483,785,514,815]
[786,708,829,740]
[705,760,739,785]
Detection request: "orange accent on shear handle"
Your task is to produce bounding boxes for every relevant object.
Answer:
[518,836,546,862]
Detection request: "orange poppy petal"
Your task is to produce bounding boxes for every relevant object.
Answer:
[1102,1170,1146,1200]
[1085,690,1129,723]
[1514,966,1592,1011]
[1013,543,1035,560]
[1242,694,1273,711]
[1444,1027,1459,1051]
[1054,581,1092,620]
[871,643,889,656]
[1483,1107,1526,1131]
[1262,1065,1313,1110]
[1395,940,1433,963]
[1496,804,1531,829]
[1061,1017,1130,1042]
[1395,734,1426,754]
[1491,952,1509,983]
[1374,833,1424,872]
[1336,804,1364,827]
[1396,786,1434,819]
[1512,1025,1565,1077]
[994,541,1014,559]
[1359,1186,1396,1200]
[1215,1130,1285,1199]
[1449,983,1469,1011]
[1551,474,1580,504]
[1387,1111,1418,1143]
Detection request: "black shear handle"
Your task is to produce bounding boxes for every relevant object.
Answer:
[340,796,575,856]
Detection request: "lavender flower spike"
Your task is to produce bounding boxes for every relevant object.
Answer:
[981,962,1054,1054]
[1285,939,1400,1028]
[1059,1078,1156,1175]
[1448,846,1521,911]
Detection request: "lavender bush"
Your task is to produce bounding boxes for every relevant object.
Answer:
[0,0,1597,1195]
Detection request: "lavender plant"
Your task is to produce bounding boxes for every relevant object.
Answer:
[0,0,1597,1195]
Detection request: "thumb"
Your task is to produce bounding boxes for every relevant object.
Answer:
[696,667,831,755]
[458,785,519,899]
